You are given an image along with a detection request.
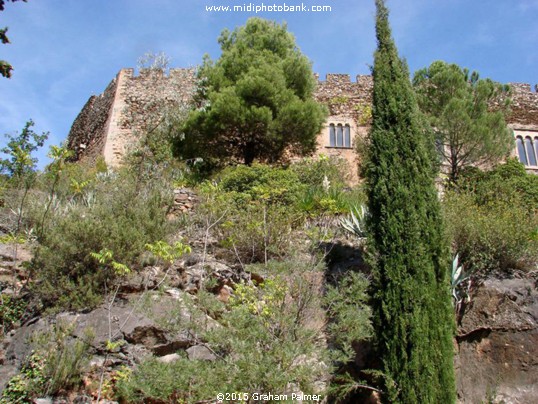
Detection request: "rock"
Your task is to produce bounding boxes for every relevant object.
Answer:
[186,345,216,361]
[217,285,233,303]
[33,399,53,404]
[456,275,538,403]
[157,353,181,363]
[0,363,18,392]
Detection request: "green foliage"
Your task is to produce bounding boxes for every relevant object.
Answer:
[0,353,45,404]
[456,158,538,207]
[443,190,538,275]
[31,169,172,310]
[219,201,299,264]
[291,155,365,216]
[176,17,326,168]
[90,248,131,276]
[291,155,351,189]
[445,159,538,275]
[0,293,27,335]
[145,239,192,267]
[0,120,48,178]
[413,60,513,183]
[365,2,456,402]
[325,271,372,363]
[1,321,92,403]
[340,205,369,239]
[194,165,306,264]
[28,320,93,397]
[117,259,328,402]
[217,163,306,206]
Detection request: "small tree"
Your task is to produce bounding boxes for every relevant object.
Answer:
[366,1,456,402]
[0,120,48,234]
[175,18,326,169]
[413,60,513,183]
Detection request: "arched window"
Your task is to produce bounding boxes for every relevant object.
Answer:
[336,124,343,147]
[515,134,538,167]
[525,137,536,166]
[328,122,352,148]
[329,124,336,147]
[516,137,527,165]
[344,124,351,148]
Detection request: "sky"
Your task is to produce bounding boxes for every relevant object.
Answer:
[1,0,537,168]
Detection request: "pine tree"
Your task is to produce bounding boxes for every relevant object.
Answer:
[366,1,456,402]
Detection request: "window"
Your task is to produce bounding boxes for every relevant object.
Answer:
[328,123,352,148]
[515,134,538,167]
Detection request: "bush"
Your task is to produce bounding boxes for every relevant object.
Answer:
[443,190,538,275]
[445,159,538,275]
[1,321,93,402]
[0,293,27,336]
[217,163,307,207]
[457,158,538,207]
[291,154,351,189]
[117,258,329,402]
[193,166,307,264]
[31,169,173,310]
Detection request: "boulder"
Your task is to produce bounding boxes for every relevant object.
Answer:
[186,345,216,361]
[456,275,538,403]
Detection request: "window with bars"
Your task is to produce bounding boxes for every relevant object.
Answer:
[515,134,538,167]
[328,123,351,148]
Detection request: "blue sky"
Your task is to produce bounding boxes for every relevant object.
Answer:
[1,0,537,168]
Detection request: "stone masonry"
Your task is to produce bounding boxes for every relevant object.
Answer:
[66,68,538,178]
[67,68,196,167]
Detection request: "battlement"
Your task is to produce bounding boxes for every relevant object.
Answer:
[509,82,538,94]
[117,67,196,80]
[506,83,538,126]
[66,67,538,169]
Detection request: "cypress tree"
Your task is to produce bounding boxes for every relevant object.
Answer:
[366,1,456,402]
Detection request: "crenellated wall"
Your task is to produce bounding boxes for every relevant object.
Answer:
[67,67,196,167]
[66,69,538,177]
[507,83,538,127]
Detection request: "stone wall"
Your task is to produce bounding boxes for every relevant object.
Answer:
[67,67,196,167]
[66,68,537,175]
[103,67,196,167]
[312,74,373,182]
[66,77,118,164]
[507,83,538,127]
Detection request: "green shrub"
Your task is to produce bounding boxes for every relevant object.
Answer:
[443,190,538,275]
[117,259,329,402]
[217,163,306,207]
[0,353,46,404]
[457,158,538,208]
[194,168,306,265]
[218,203,301,264]
[291,155,351,189]
[1,321,92,402]
[0,293,27,336]
[325,271,372,363]
[31,170,173,310]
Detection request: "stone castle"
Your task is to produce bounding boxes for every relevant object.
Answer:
[66,68,538,178]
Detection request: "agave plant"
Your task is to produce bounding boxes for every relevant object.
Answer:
[340,205,369,239]
[451,254,472,307]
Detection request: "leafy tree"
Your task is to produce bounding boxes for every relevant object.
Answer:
[175,17,326,169]
[413,60,513,183]
[1,0,27,78]
[0,120,48,234]
[0,119,48,178]
[365,1,456,402]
